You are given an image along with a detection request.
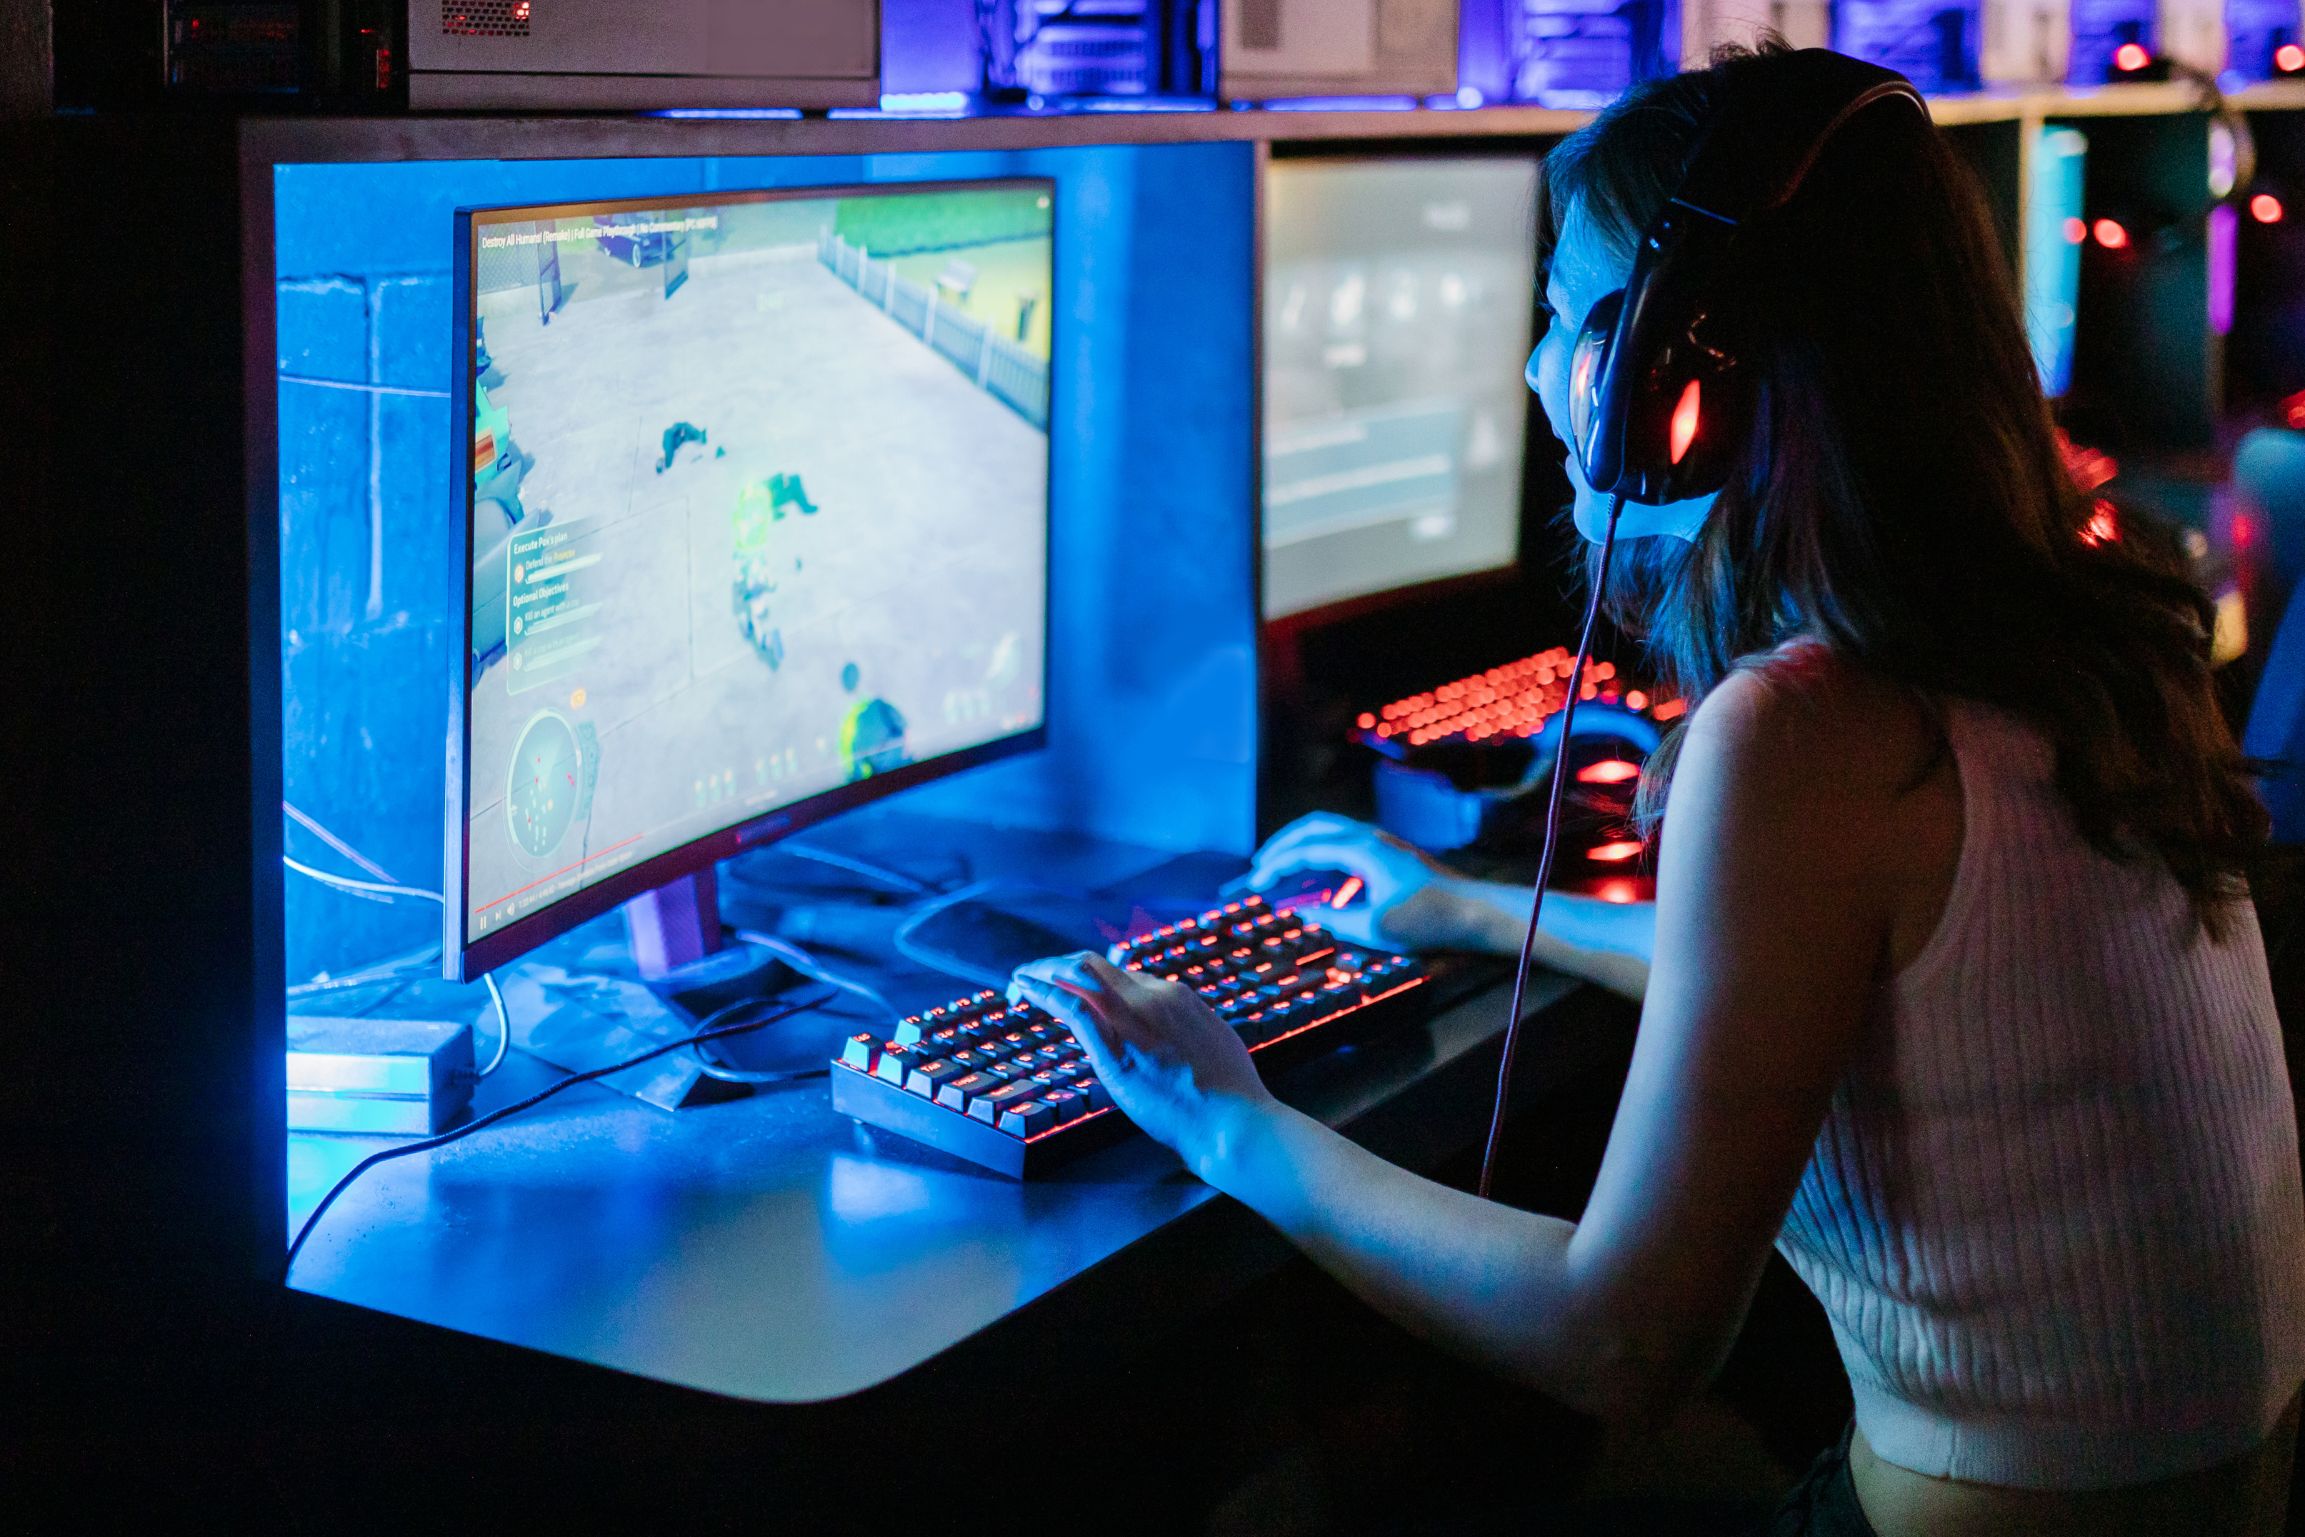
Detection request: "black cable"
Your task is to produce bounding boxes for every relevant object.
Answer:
[687,990,852,1084]
[1479,493,1625,1201]
[776,841,946,895]
[282,990,832,1281]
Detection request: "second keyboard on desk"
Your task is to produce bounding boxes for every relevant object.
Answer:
[830,894,1430,1176]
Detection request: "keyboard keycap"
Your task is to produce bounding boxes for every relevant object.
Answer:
[936,1071,1000,1113]
[874,1043,915,1085]
[999,1099,1057,1137]
[981,1078,1039,1112]
[905,1058,969,1097]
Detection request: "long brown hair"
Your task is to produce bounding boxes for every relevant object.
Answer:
[1541,44,2265,929]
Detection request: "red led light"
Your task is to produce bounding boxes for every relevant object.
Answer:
[2279,44,2305,72]
[2082,500,2119,547]
[1596,879,1642,905]
[2058,429,2119,492]
[1587,840,1643,863]
[2092,218,2130,250]
[1576,759,1642,786]
[2251,193,2285,225]
[2063,216,2088,244]
[2283,390,2305,430]
[1329,876,1364,909]
[2234,512,2258,549]
[1668,379,1701,466]
[2115,42,2150,71]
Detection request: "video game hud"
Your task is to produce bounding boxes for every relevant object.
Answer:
[462,184,1052,944]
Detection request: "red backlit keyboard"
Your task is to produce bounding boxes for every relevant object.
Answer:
[829,894,1429,1177]
[1351,645,1681,753]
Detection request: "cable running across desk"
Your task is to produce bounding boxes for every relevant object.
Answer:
[282,990,833,1281]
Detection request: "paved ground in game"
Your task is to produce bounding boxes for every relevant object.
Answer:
[467,241,1047,935]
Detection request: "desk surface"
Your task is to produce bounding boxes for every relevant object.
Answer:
[287,816,1588,1405]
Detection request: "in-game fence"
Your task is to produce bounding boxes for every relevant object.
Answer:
[818,231,1050,430]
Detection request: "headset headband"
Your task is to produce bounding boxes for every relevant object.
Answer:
[1672,51,1929,228]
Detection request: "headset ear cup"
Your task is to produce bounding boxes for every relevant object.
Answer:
[1657,344,1752,502]
[1570,290,1625,491]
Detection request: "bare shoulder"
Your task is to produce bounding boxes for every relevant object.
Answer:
[1682,641,1943,806]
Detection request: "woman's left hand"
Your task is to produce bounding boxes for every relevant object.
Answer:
[1008,951,1277,1169]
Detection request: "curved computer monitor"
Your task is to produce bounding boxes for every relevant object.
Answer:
[1259,153,1542,623]
[446,179,1055,980]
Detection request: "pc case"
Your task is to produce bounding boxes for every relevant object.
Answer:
[1506,0,1681,108]
[410,0,881,109]
[1219,0,1459,101]
[1832,0,1984,90]
[2159,0,2230,70]
[1678,0,1827,63]
[1982,0,2073,81]
[2228,0,2304,78]
[976,0,1219,103]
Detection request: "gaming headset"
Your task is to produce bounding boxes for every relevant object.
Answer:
[1479,51,1932,1197]
[1565,50,1929,506]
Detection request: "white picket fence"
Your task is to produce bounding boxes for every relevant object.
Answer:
[818,231,1051,430]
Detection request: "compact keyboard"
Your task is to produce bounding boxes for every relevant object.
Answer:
[1352,645,1681,754]
[829,893,1430,1176]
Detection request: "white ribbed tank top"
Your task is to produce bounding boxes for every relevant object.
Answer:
[1775,698,2305,1490]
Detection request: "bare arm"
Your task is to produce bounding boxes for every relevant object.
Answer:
[1016,664,1922,1429]
[1236,816,1657,1000]
[1441,880,1655,1001]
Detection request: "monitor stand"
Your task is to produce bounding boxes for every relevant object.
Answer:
[625,867,724,981]
[497,867,841,1109]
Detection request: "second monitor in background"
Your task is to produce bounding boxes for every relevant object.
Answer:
[1260,155,1542,623]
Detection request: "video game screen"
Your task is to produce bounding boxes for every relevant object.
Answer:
[1262,157,1539,621]
[457,181,1052,955]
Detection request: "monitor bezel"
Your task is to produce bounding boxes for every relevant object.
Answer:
[446,177,1057,982]
[1254,145,1554,632]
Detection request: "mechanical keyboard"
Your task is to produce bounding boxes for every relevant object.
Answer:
[829,893,1430,1176]
[1351,645,1681,754]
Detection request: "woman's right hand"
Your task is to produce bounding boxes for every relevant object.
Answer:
[1237,813,1475,951]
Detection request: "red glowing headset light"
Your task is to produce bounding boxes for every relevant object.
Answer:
[1668,379,1702,466]
[2092,218,2131,250]
[2278,44,2305,73]
[2252,193,2285,225]
[2114,42,2151,71]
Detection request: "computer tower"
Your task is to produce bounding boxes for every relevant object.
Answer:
[1679,0,1828,66]
[409,0,881,108]
[1219,0,1459,101]
[1982,0,2073,81]
[2158,0,2230,70]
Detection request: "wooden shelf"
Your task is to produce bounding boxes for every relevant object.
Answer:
[229,79,2305,167]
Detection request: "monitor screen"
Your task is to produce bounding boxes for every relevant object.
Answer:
[1261,156,1540,622]
[451,180,1053,975]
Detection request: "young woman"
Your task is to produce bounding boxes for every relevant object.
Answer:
[1013,45,2305,1536]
